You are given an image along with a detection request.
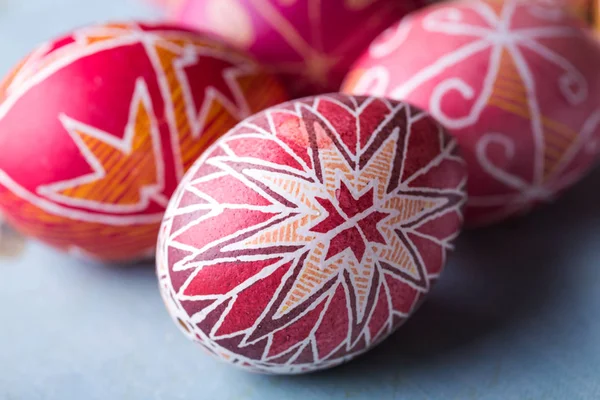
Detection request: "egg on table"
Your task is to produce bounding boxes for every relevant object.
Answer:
[0,22,288,262]
[157,93,468,374]
[167,0,418,97]
[343,0,600,227]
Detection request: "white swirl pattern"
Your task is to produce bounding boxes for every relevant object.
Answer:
[349,0,600,226]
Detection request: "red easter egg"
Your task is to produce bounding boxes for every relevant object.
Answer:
[157,93,467,374]
[168,0,418,97]
[343,0,600,227]
[0,22,288,262]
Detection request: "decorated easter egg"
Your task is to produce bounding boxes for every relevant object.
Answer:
[157,93,467,374]
[0,22,288,262]
[343,0,600,227]
[168,0,418,97]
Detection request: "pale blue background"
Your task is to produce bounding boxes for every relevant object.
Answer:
[1,1,600,399]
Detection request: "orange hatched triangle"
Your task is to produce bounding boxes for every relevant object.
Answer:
[154,42,242,172]
[276,242,340,317]
[485,0,505,16]
[357,132,397,200]
[348,255,375,319]
[383,197,445,226]
[84,34,124,44]
[102,23,136,30]
[489,49,580,181]
[78,24,141,45]
[376,196,447,282]
[56,98,160,206]
[181,102,238,171]
[162,36,226,52]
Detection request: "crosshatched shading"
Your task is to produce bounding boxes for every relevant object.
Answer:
[157,94,468,374]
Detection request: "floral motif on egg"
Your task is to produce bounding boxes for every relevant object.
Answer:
[0,22,287,261]
[344,0,600,226]
[157,94,467,373]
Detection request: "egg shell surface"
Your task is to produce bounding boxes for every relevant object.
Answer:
[343,0,600,227]
[0,22,288,262]
[169,0,417,97]
[157,93,468,374]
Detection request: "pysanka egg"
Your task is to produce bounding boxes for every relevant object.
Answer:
[168,0,418,97]
[343,0,600,227]
[157,94,468,374]
[0,22,288,262]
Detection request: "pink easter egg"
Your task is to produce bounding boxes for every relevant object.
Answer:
[168,0,418,97]
[157,93,467,373]
[344,0,600,227]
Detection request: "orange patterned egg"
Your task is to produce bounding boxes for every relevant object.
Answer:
[0,22,288,262]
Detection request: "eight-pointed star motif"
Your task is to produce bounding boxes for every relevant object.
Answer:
[159,94,467,373]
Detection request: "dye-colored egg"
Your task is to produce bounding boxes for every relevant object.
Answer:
[157,93,467,374]
[167,0,418,97]
[343,0,600,227]
[0,22,288,262]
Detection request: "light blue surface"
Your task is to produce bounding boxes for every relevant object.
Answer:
[1,1,600,399]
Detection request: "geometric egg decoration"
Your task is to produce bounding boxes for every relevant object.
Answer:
[343,0,600,227]
[157,93,468,374]
[167,0,419,97]
[0,22,288,262]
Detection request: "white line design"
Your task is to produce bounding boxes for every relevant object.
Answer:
[348,0,600,225]
[157,94,467,374]
[0,23,270,227]
[37,78,169,213]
